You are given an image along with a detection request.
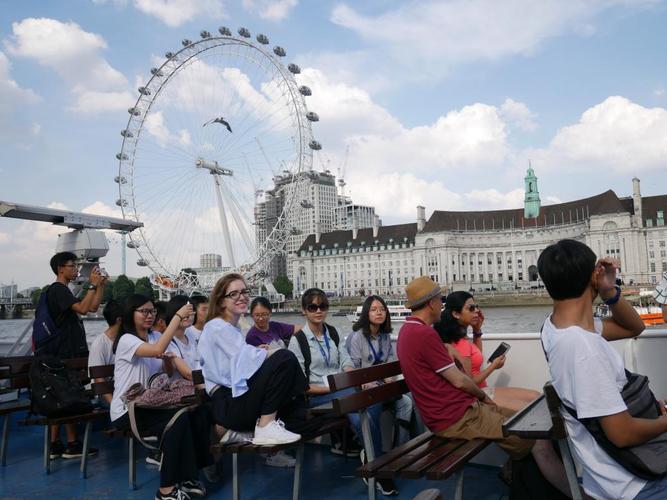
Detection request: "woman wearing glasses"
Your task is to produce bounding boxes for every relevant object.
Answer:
[246,296,301,349]
[434,291,538,412]
[198,273,307,447]
[110,294,211,500]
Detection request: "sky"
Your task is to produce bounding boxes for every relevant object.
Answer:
[2,0,667,289]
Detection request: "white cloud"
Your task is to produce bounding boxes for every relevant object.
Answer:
[532,96,667,173]
[144,111,192,147]
[82,201,123,218]
[5,18,131,115]
[133,0,227,27]
[0,50,40,141]
[242,0,298,21]
[328,0,660,85]
[500,98,538,132]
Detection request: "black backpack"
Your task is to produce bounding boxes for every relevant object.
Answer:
[294,324,340,380]
[29,355,93,417]
[32,287,62,356]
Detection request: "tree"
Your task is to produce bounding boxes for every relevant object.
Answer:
[113,275,135,303]
[273,275,293,297]
[31,285,49,306]
[135,277,155,300]
[102,280,115,303]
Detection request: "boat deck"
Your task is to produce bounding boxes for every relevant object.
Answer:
[0,411,508,499]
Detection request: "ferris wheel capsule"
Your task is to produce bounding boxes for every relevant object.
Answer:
[273,46,286,57]
[306,112,319,122]
[120,129,133,138]
[116,153,128,160]
[114,175,127,184]
[127,240,139,249]
[238,27,251,38]
[200,30,211,39]
[138,86,151,96]
[182,39,193,47]
[256,34,269,44]
[116,198,128,207]
[288,63,301,74]
[218,26,231,36]
[299,86,311,96]
[137,259,148,267]
[128,107,141,116]
[150,68,164,77]
[309,140,322,150]
[165,51,176,59]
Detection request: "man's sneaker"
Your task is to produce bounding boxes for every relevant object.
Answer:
[49,440,65,459]
[265,450,296,467]
[331,440,362,457]
[202,462,221,483]
[179,480,206,497]
[146,449,162,466]
[62,440,98,459]
[376,478,399,496]
[155,487,190,500]
[252,420,300,446]
[219,429,253,445]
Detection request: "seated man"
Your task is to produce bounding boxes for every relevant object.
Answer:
[88,300,122,406]
[538,239,667,499]
[397,276,569,496]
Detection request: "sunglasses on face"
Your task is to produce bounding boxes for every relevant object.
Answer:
[466,304,480,312]
[305,303,329,313]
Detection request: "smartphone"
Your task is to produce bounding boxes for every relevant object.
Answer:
[488,342,511,363]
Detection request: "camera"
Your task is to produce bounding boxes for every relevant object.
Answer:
[97,267,109,278]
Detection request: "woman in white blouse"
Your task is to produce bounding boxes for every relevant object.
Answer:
[198,273,307,446]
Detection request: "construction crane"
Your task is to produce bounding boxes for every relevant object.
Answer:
[337,145,350,198]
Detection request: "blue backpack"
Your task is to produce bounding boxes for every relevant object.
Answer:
[32,288,62,355]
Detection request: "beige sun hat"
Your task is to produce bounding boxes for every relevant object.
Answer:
[405,276,445,309]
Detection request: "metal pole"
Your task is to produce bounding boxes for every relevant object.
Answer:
[213,174,236,268]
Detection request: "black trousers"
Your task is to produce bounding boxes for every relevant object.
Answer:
[113,405,211,488]
[210,349,308,432]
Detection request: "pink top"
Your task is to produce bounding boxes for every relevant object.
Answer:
[451,338,487,388]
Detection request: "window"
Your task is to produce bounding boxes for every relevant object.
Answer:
[650,263,656,272]
[650,250,655,259]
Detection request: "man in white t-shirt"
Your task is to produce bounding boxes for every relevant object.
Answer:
[538,239,667,499]
[88,300,123,405]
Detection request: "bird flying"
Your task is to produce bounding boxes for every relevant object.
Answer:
[203,117,233,133]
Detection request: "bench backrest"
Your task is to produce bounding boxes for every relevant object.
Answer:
[89,364,115,397]
[326,361,409,415]
[543,381,568,439]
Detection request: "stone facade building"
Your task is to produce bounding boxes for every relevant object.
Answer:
[290,175,667,297]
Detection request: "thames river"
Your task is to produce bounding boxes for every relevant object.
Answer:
[0,305,554,354]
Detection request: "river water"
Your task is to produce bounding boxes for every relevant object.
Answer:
[0,305,554,355]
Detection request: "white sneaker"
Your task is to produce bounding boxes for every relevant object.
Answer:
[219,429,253,445]
[264,450,296,467]
[252,420,300,446]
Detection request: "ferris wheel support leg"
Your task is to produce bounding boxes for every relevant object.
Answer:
[213,174,236,268]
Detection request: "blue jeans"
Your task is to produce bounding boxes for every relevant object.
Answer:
[635,475,667,500]
[309,387,384,456]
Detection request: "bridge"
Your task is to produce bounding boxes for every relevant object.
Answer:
[0,297,34,318]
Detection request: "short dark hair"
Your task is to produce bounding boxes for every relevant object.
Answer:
[352,295,392,337]
[49,251,77,274]
[114,293,153,353]
[537,239,596,300]
[102,300,123,327]
[250,296,272,313]
[189,294,208,324]
[154,301,168,324]
[301,288,328,309]
[433,291,472,343]
[165,295,189,324]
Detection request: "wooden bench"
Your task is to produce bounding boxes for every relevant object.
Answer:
[12,356,109,477]
[197,370,350,500]
[501,382,582,500]
[0,356,33,466]
[327,360,491,500]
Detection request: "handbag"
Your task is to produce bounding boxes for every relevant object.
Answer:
[562,370,667,480]
[121,373,197,451]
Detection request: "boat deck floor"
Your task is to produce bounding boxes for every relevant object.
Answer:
[0,412,508,499]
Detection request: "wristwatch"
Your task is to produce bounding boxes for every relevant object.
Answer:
[88,284,98,291]
[603,285,621,306]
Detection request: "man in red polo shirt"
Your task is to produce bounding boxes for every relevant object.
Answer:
[397,277,569,495]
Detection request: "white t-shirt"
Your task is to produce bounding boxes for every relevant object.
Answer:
[88,331,115,370]
[542,315,647,499]
[110,334,162,422]
[167,330,200,379]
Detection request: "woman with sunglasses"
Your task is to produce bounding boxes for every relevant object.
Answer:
[198,273,307,447]
[246,296,301,349]
[111,294,210,500]
[434,291,539,412]
[288,289,399,497]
